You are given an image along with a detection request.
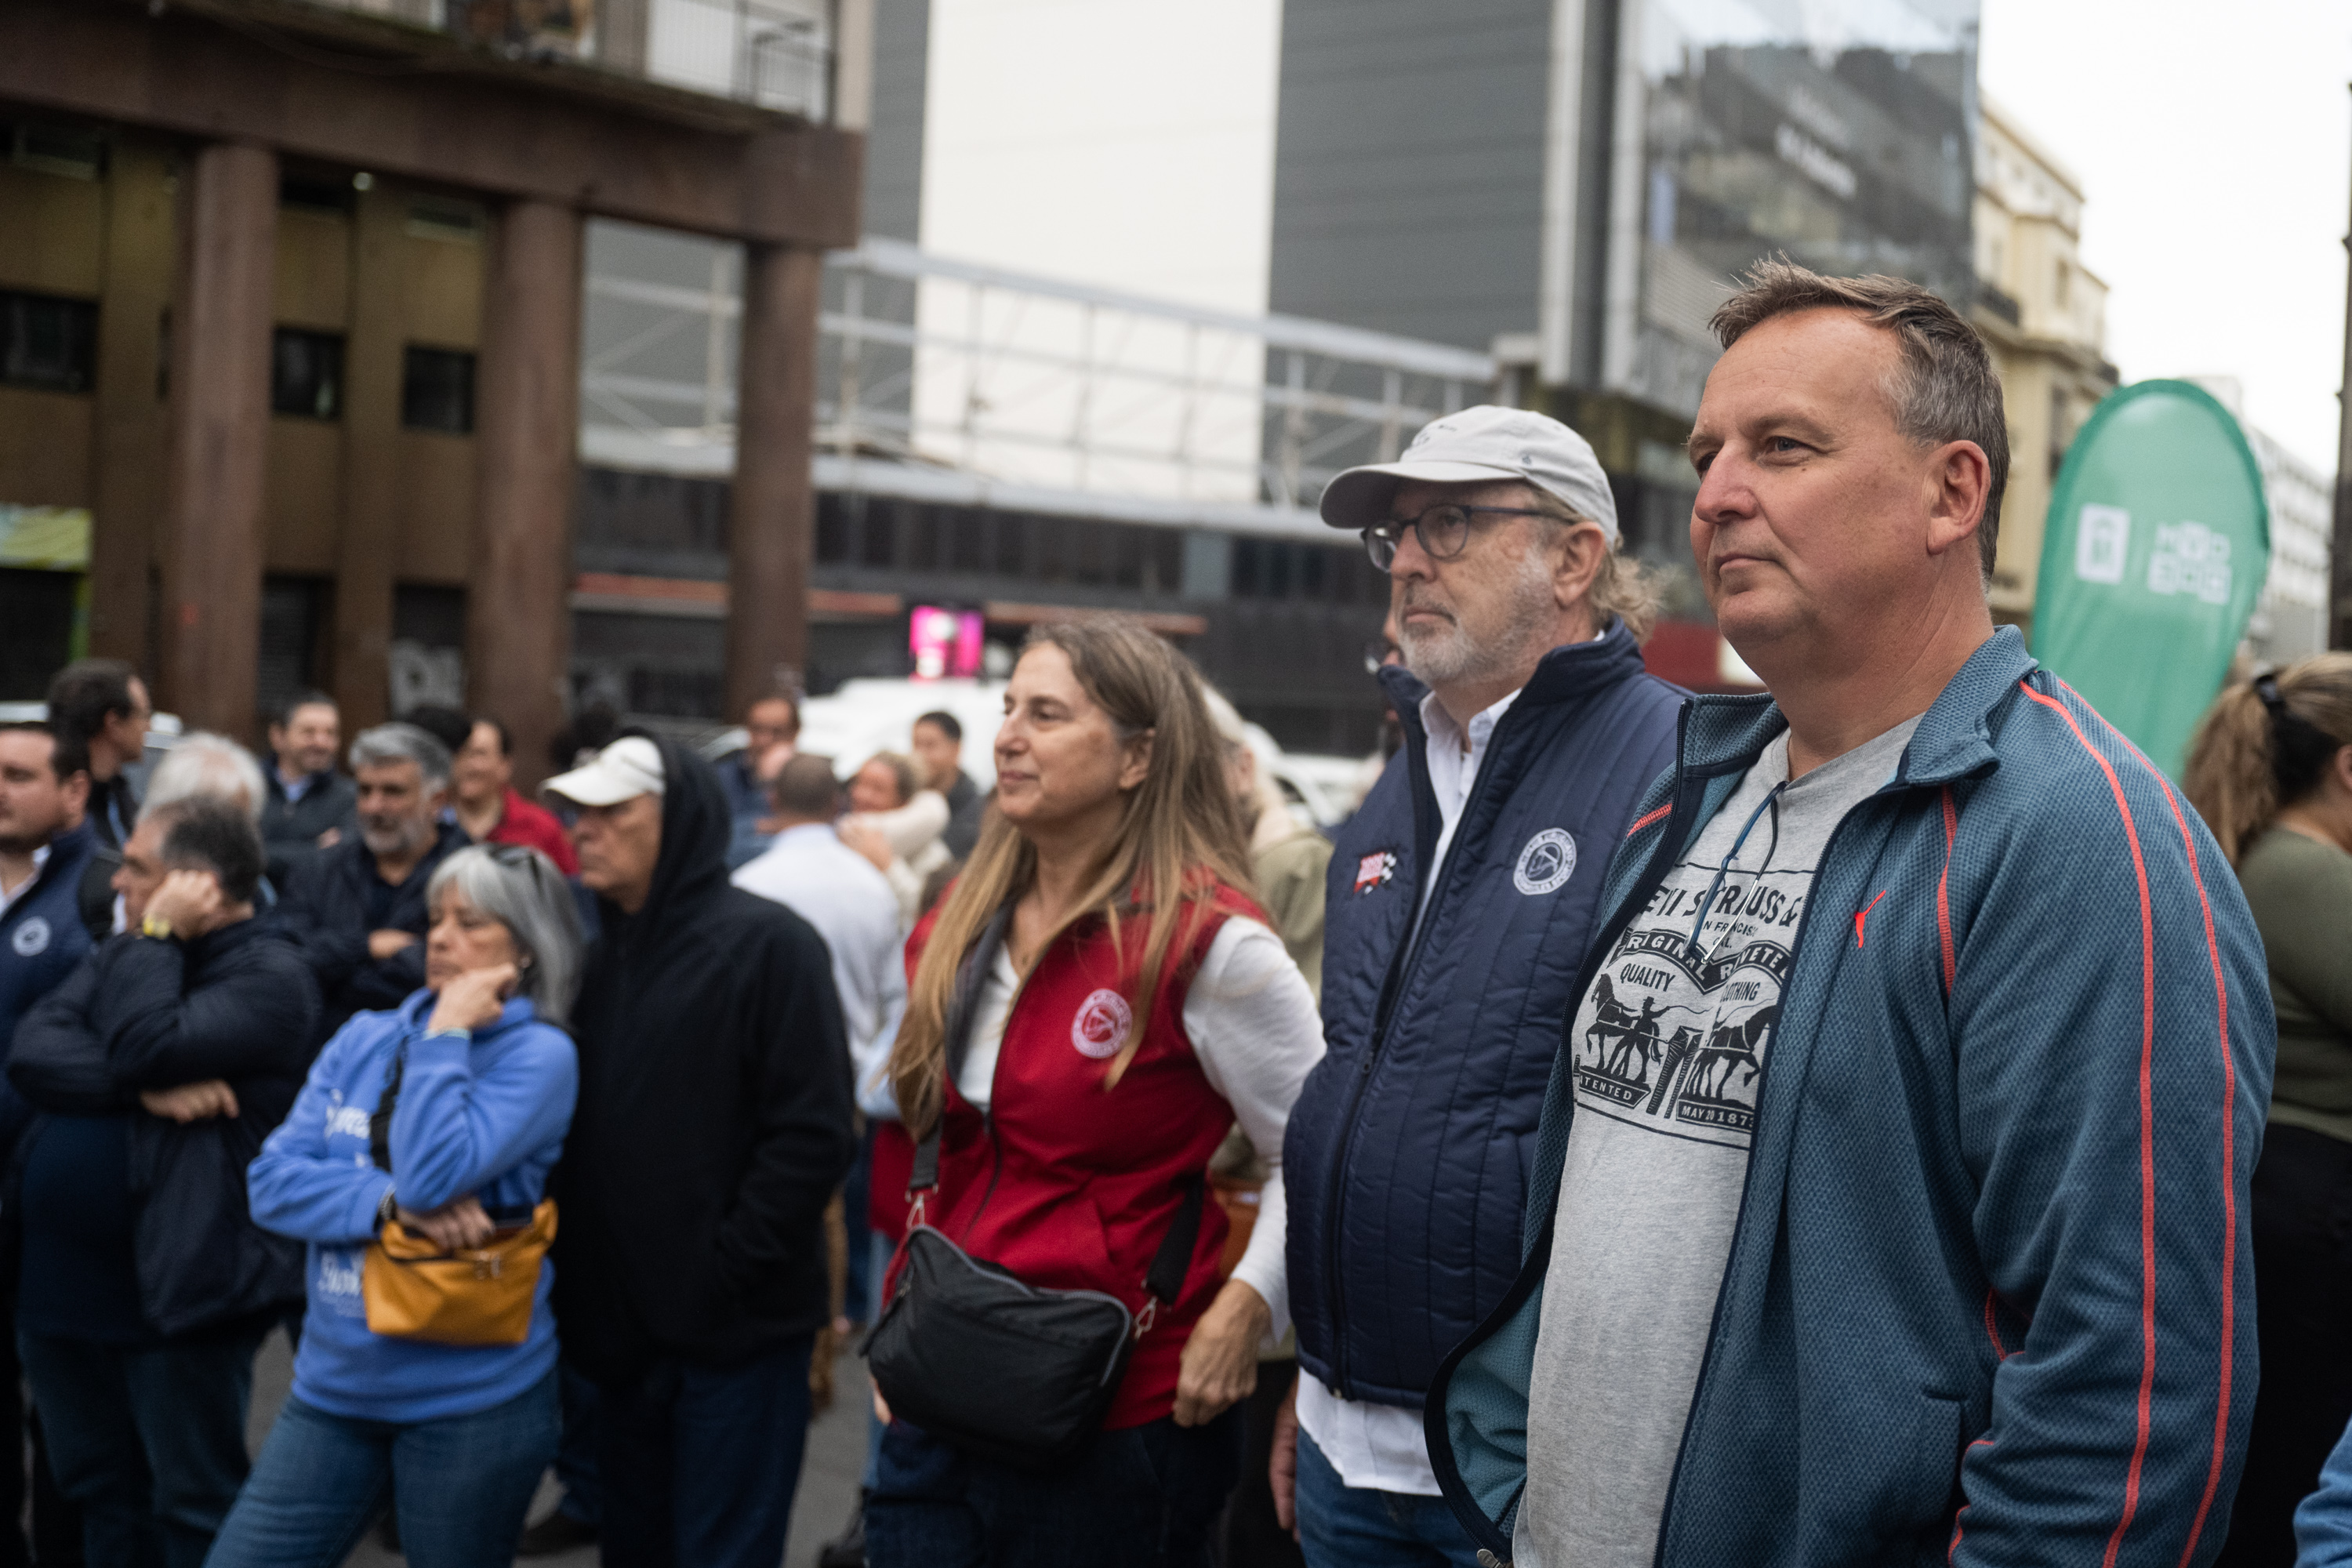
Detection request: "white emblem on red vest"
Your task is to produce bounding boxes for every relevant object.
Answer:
[1070,988,1135,1059]
[1353,851,1397,895]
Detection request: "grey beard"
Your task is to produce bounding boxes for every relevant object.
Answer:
[1401,550,1561,691]
[361,821,430,859]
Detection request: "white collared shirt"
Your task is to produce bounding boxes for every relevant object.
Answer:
[1297,681,1526,1497]
[0,842,53,917]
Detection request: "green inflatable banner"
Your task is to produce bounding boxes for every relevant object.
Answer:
[2030,379,2270,778]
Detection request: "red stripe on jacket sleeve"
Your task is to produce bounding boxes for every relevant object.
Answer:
[2017,679,2159,1568]
[2053,681,2243,1568]
[1628,803,1673,837]
[1938,786,1958,995]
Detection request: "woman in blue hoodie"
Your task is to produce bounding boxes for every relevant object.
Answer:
[208,844,581,1568]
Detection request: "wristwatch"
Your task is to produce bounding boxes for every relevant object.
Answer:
[139,914,175,942]
[376,1187,399,1229]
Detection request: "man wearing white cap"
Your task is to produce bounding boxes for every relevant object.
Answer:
[1277,407,1686,1563]
[542,731,856,1568]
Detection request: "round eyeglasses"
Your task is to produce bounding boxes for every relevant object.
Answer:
[1359,503,1556,572]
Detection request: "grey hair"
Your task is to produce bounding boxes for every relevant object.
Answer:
[425,845,584,1029]
[1518,486,1664,644]
[1708,258,2009,579]
[350,722,452,789]
[143,733,267,825]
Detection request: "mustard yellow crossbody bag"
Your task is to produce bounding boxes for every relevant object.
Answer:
[361,1200,557,1347]
[358,1032,556,1347]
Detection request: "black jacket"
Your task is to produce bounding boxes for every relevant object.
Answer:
[940,769,985,861]
[6,920,318,1336]
[277,821,467,1050]
[261,769,361,890]
[554,731,856,1381]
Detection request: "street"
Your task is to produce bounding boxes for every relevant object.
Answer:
[246,1330,869,1568]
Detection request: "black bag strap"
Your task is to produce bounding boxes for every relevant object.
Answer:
[1142,1177,1206,1308]
[909,903,1014,1195]
[368,1043,408,1174]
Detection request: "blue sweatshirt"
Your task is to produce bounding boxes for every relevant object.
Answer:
[249,989,577,1424]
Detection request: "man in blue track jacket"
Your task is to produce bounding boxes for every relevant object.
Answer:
[1429,263,2274,1566]
[1279,407,1684,1563]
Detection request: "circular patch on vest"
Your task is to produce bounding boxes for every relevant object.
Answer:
[1070,988,1135,1060]
[1512,829,1578,896]
[11,916,50,957]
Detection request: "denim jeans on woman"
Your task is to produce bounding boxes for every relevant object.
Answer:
[201,1367,556,1568]
[866,1406,1244,1568]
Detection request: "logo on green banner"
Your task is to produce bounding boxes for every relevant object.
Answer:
[2030,380,2270,778]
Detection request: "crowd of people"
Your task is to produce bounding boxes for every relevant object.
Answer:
[4,255,2352,1568]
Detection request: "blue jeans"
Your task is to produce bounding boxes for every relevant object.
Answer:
[552,1362,601,1525]
[593,1337,813,1568]
[1294,1431,1478,1568]
[20,1323,267,1568]
[843,1126,877,1326]
[204,1369,557,1568]
[867,1406,1244,1568]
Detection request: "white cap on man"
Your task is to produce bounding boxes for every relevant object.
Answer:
[1316,405,1619,543]
[543,735,666,806]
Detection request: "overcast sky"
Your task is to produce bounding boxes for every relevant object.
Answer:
[916,1,2350,477]
[1978,0,2351,474]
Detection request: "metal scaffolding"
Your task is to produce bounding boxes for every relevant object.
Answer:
[581,234,1499,537]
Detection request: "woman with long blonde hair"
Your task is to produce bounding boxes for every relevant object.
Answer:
[866,617,1324,1566]
[2185,655,2352,1562]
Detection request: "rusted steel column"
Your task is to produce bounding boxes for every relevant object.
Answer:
[158,141,278,732]
[465,198,582,788]
[726,242,822,717]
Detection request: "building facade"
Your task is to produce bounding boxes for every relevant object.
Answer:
[1265,0,1982,689]
[0,0,866,779]
[1970,93,2118,626]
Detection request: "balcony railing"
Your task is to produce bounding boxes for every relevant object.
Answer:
[298,0,839,122]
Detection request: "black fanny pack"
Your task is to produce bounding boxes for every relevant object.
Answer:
[864,906,1204,1471]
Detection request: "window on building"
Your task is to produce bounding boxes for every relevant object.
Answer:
[993,514,1028,577]
[279,176,353,216]
[271,328,345,419]
[949,508,989,572]
[815,492,854,564]
[858,499,898,569]
[258,576,328,723]
[0,290,98,394]
[401,346,475,433]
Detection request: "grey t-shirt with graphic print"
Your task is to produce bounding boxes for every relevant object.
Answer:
[1513,715,1922,1568]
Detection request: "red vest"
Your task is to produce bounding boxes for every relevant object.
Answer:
[879,880,1264,1430]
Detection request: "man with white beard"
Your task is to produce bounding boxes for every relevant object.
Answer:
[1276,407,1686,1565]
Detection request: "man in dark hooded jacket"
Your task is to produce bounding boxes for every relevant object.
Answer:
[546,732,855,1568]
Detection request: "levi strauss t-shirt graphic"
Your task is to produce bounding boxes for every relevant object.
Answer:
[1570,716,1919,1147]
[1514,713,1922,1568]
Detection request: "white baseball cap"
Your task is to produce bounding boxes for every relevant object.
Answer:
[1318,405,1619,543]
[542,735,666,807]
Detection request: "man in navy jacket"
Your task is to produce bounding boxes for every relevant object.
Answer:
[1278,407,1683,1563]
[1432,266,2272,1566]
[0,719,96,1568]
